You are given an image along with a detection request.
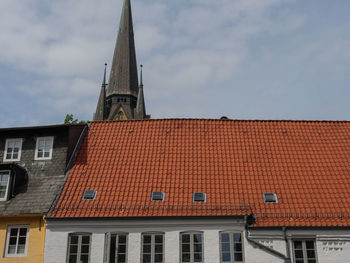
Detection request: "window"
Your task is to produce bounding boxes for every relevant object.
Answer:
[0,170,10,201]
[5,225,29,257]
[3,138,22,161]
[220,232,243,262]
[141,232,164,263]
[180,232,203,262]
[151,192,165,201]
[67,233,91,263]
[105,233,127,263]
[35,136,54,160]
[193,192,206,202]
[263,193,278,203]
[82,190,97,200]
[293,240,317,263]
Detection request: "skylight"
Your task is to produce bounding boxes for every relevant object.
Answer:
[151,191,165,201]
[263,193,278,204]
[193,192,206,202]
[82,190,97,200]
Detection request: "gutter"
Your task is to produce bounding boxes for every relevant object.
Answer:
[244,214,292,263]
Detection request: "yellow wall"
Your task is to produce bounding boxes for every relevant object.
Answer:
[0,215,45,263]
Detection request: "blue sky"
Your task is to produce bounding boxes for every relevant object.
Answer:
[0,0,350,127]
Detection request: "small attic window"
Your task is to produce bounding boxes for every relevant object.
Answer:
[193,192,206,202]
[151,191,165,201]
[263,193,278,203]
[82,190,97,200]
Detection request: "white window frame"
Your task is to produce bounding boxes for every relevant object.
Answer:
[219,231,244,262]
[4,225,29,257]
[0,170,11,201]
[3,138,23,162]
[34,136,54,160]
[66,232,91,263]
[141,232,165,263]
[104,232,128,263]
[292,239,318,263]
[180,231,204,263]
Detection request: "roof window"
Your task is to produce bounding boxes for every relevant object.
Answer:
[263,193,278,203]
[82,190,97,200]
[151,191,165,201]
[193,192,206,202]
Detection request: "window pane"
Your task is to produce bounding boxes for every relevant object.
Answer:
[155,235,163,243]
[155,244,162,253]
[8,245,16,254]
[221,233,230,242]
[9,237,17,245]
[234,243,242,252]
[13,153,18,159]
[182,234,190,243]
[80,254,89,263]
[18,237,26,245]
[182,244,190,253]
[294,250,304,259]
[19,228,27,236]
[82,236,90,244]
[194,253,202,262]
[81,245,89,253]
[143,254,151,263]
[193,234,202,243]
[117,254,126,262]
[69,245,78,254]
[294,241,302,249]
[306,241,315,250]
[118,244,126,253]
[234,252,243,261]
[143,244,151,253]
[155,254,163,262]
[119,235,126,244]
[222,243,230,252]
[70,235,79,244]
[44,151,50,158]
[194,244,202,252]
[222,252,231,262]
[308,260,316,263]
[37,150,43,158]
[6,153,12,159]
[17,244,25,254]
[182,253,190,262]
[307,250,315,259]
[143,235,151,243]
[233,233,241,243]
[10,228,18,236]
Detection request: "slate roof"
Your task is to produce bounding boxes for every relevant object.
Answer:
[0,174,65,215]
[51,119,350,227]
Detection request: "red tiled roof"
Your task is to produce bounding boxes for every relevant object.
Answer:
[51,119,350,227]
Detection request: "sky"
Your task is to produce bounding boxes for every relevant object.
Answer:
[0,0,350,127]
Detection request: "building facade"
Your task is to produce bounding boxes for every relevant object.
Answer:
[0,124,86,263]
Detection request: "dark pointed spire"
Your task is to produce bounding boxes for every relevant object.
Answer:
[107,0,138,97]
[93,63,108,121]
[136,64,146,118]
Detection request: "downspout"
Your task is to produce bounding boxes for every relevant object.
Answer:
[244,214,291,263]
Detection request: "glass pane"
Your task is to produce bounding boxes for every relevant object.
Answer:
[13,147,19,153]
[155,244,162,253]
[307,250,315,258]
[18,237,26,245]
[182,244,190,253]
[193,234,202,243]
[294,250,304,259]
[17,244,25,254]
[8,245,16,254]
[10,228,18,236]
[233,233,241,243]
[234,243,242,252]
[222,252,231,262]
[81,245,89,253]
[143,244,151,253]
[306,241,314,250]
[294,241,302,249]
[119,235,126,244]
[68,255,77,263]
[80,254,89,263]
[117,254,126,263]
[19,228,27,236]
[296,260,304,263]
[82,236,90,244]
[155,235,163,243]
[182,253,190,262]
[6,153,12,159]
[37,150,43,158]
[13,153,18,159]
[44,151,50,158]
[9,237,17,245]
[308,260,316,263]
[194,244,202,252]
[118,244,126,253]
[143,235,151,243]
[194,253,202,262]
[221,233,230,242]
[182,234,190,243]
[70,235,78,244]
[69,245,78,254]
[155,254,163,262]
[143,254,151,263]
[222,243,230,251]
[234,252,243,261]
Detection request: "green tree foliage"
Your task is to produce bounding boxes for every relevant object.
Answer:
[64,114,89,124]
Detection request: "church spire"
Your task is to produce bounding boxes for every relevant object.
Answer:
[107,0,138,97]
[93,63,107,121]
[136,65,146,119]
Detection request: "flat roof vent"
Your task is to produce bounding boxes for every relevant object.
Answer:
[82,190,97,200]
[263,193,278,203]
[151,191,165,201]
[193,192,206,202]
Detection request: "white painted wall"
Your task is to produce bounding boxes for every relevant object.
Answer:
[44,218,350,263]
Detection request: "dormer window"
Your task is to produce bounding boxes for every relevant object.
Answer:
[151,191,165,201]
[3,139,22,162]
[263,193,278,203]
[0,170,10,201]
[35,137,54,160]
[193,192,206,202]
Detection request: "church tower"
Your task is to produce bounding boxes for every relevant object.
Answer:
[94,0,149,121]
